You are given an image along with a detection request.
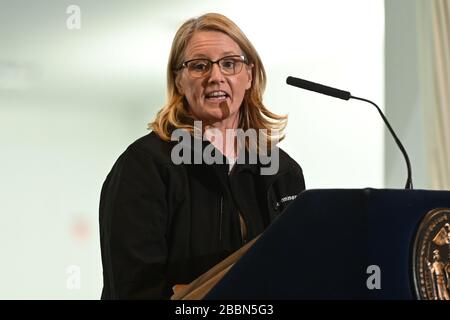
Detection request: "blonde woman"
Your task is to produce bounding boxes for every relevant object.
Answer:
[99,13,305,299]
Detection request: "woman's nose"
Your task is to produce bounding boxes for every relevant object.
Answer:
[207,63,225,83]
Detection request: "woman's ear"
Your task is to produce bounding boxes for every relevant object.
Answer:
[175,73,184,95]
[245,63,254,90]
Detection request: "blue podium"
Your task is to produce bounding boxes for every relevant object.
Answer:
[205,189,450,300]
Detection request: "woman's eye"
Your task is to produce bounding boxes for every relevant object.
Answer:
[191,62,208,71]
[221,60,235,69]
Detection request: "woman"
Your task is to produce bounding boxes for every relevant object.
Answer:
[99,13,305,299]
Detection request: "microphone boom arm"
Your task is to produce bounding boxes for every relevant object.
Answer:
[350,95,413,189]
[286,76,413,189]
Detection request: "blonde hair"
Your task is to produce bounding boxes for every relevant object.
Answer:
[149,13,287,148]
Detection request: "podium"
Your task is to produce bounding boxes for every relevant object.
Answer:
[202,189,450,300]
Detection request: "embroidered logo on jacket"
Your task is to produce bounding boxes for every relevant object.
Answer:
[275,195,298,210]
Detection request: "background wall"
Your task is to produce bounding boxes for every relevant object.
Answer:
[0,0,385,299]
[385,0,428,189]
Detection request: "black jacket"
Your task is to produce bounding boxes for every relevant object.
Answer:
[99,131,305,299]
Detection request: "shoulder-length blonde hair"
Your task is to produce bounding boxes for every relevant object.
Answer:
[149,13,287,148]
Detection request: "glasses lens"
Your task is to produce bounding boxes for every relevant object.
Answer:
[219,58,243,75]
[186,59,210,77]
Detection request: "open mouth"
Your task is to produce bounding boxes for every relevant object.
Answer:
[205,90,230,103]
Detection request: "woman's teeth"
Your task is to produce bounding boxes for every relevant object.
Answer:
[205,92,228,101]
[206,96,227,100]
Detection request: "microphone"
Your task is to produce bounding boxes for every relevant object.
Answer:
[286,76,351,100]
[286,76,413,189]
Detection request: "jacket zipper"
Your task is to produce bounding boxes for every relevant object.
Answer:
[239,212,248,245]
[219,196,223,242]
[228,163,247,245]
[228,168,248,245]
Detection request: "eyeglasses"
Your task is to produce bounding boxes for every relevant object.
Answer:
[179,55,248,78]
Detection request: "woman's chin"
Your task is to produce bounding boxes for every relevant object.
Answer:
[199,108,230,122]
[193,100,238,125]
[198,114,226,125]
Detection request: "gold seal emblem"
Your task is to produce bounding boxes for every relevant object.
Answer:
[413,208,450,300]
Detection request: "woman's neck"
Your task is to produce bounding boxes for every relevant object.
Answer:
[204,113,239,159]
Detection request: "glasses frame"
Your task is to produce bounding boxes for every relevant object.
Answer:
[179,55,248,78]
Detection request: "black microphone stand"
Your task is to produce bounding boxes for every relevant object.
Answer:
[286,76,414,189]
[350,95,413,189]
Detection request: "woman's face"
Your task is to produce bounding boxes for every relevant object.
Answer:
[176,31,253,126]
